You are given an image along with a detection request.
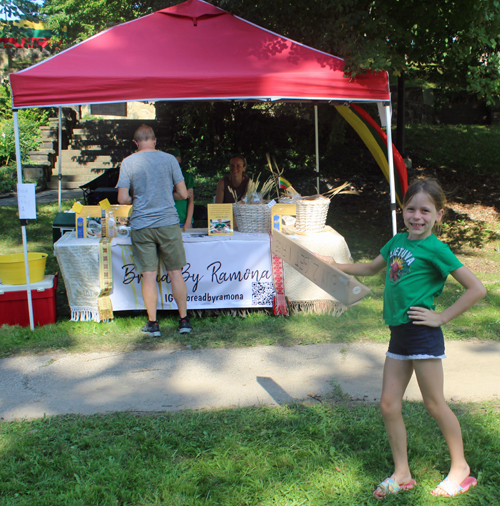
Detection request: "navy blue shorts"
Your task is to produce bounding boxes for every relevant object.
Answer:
[387,322,446,360]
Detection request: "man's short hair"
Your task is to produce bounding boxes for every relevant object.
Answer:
[134,125,155,143]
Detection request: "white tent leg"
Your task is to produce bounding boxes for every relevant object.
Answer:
[13,111,35,331]
[314,104,320,193]
[14,111,23,183]
[384,103,397,236]
[58,107,62,211]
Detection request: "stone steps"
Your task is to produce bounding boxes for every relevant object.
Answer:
[48,173,92,183]
[64,146,129,153]
[56,154,122,165]
[45,118,168,191]
[60,148,125,156]
[57,161,120,169]
[47,180,88,190]
[50,167,109,176]
[27,149,55,162]
[34,139,57,150]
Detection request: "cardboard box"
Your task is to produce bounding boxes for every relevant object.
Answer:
[271,230,370,306]
[207,204,234,235]
[0,274,58,327]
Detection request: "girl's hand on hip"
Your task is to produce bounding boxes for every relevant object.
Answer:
[408,306,442,327]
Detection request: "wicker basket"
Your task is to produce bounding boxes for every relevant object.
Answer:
[295,197,330,233]
[233,203,271,233]
[278,196,301,204]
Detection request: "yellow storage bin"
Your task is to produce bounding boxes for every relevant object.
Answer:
[0,253,48,285]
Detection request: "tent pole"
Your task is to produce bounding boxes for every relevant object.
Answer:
[58,107,62,212]
[384,103,397,236]
[14,111,23,183]
[314,104,319,193]
[13,111,35,331]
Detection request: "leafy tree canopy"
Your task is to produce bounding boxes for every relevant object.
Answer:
[1,0,41,39]
[217,0,500,103]
[351,0,500,103]
[1,0,40,22]
[40,0,171,43]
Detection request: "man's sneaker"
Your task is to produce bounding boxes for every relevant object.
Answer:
[141,321,161,337]
[178,316,192,334]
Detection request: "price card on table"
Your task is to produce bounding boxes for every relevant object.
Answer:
[17,183,37,219]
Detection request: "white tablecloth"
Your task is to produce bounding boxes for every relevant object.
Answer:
[54,234,103,321]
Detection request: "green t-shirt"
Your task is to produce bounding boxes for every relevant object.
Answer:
[174,171,195,224]
[380,233,463,326]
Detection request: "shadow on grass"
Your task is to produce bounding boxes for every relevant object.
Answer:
[441,208,500,250]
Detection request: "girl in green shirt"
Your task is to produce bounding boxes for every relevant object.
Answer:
[318,178,486,499]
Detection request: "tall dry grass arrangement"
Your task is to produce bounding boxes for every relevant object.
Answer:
[231,173,275,204]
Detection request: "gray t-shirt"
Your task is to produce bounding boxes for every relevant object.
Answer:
[117,150,184,230]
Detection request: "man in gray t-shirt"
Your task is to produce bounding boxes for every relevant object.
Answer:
[117,125,192,337]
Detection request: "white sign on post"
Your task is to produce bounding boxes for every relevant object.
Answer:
[17,183,37,219]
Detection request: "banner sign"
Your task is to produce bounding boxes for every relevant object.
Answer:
[110,235,275,310]
[271,230,370,306]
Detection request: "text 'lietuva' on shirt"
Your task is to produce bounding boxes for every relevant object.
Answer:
[380,233,463,326]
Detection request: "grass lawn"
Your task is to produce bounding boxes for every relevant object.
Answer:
[1,401,499,505]
[0,124,499,505]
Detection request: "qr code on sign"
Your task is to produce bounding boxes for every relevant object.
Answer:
[252,282,275,306]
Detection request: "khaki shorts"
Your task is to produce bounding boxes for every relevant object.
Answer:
[131,225,186,272]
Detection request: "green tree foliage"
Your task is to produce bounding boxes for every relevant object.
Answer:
[41,0,174,43]
[218,0,500,103]
[348,0,500,103]
[1,0,39,23]
[0,82,49,165]
[1,0,40,39]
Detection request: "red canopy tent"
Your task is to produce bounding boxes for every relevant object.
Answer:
[9,0,397,327]
[10,0,389,107]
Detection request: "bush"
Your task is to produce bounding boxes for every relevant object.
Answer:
[0,113,46,165]
[0,80,49,166]
[0,163,16,193]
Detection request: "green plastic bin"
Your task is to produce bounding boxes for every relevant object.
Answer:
[53,212,76,243]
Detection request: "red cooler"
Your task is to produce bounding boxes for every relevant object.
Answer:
[0,274,58,327]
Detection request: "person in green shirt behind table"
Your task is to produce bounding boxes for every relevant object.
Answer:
[166,148,195,230]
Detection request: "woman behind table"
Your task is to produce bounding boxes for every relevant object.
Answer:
[215,154,249,203]
[317,178,486,499]
[166,148,195,230]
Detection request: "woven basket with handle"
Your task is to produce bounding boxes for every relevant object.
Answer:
[295,197,330,233]
[232,204,271,233]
